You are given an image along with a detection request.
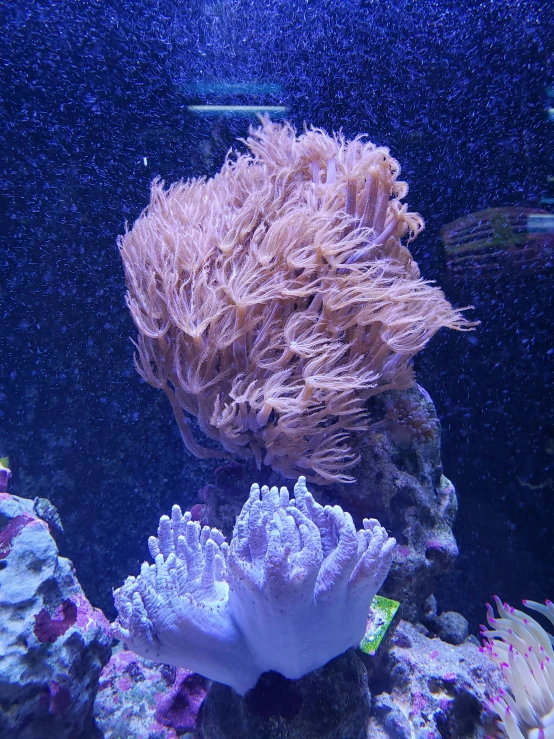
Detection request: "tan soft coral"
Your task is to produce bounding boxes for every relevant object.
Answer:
[119,118,473,484]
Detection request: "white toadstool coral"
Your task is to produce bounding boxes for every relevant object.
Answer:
[113,477,395,694]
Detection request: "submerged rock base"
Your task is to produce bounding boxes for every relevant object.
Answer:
[0,491,111,739]
[202,649,370,739]
[365,620,504,739]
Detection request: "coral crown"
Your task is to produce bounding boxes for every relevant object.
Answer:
[119,119,473,483]
[112,477,395,694]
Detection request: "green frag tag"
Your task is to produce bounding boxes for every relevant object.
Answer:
[359,595,400,656]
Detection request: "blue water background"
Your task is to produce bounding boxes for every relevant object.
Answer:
[1,0,552,628]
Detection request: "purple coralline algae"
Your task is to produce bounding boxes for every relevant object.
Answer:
[95,647,208,738]
[365,620,506,739]
[34,598,78,642]
[0,489,111,739]
[155,669,209,733]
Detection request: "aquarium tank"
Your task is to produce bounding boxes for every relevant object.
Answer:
[1,1,553,737]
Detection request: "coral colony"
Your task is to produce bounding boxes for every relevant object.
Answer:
[113,477,395,694]
[119,118,473,484]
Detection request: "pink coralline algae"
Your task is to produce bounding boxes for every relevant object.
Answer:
[74,591,111,634]
[366,620,505,738]
[424,537,458,564]
[95,650,208,738]
[39,680,72,716]
[410,691,429,713]
[0,489,111,739]
[32,588,109,646]
[155,669,208,733]
[34,599,78,643]
[0,512,35,558]
[189,503,204,522]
